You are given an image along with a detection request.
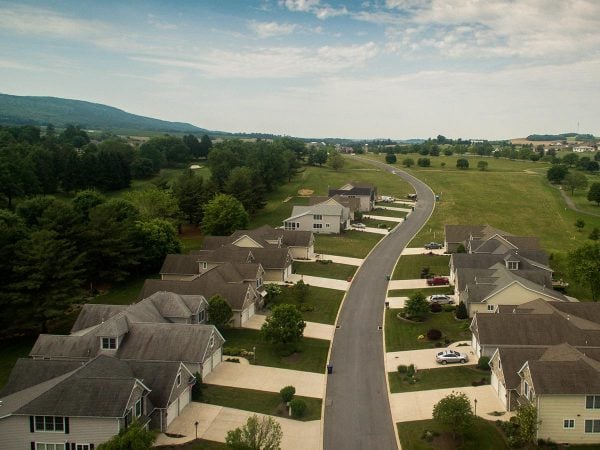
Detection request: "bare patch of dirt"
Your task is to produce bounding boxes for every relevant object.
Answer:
[298,189,314,196]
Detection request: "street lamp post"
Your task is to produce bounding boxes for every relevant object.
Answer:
[194,421,199,440]
[474,398,478,416]
[253,346,256,364]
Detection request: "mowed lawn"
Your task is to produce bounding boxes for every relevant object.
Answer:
[315,231,382,258]
[247,158,413,229]
[293,261,357,280]
[393,255,450,280]
[220,328,329,373]
[273,285,344,324]
[385,310,470,352]
[389,366,490,393]
[388,287,454,298]
[200,384,322,421]
[397,418,509,450]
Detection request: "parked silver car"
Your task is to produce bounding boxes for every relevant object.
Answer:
[436,350,469,365]
[427,294,454,304]
[353,223,366,229]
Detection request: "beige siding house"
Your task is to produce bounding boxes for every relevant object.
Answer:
[283,202,350,234]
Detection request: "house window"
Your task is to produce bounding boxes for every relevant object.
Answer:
[34,416,65,432]
[256,277,263,288]
[36,444,66,450]
[507,261,519,270]
[202,262,207,269]
[586,395,600,409]
[198,310,205,323]
[135,399,142,418]
[325,223,330,228]
[585,420,600,433]
[209,336,215,348]
[523,381,529,398]
[176,372,181,387]
[313,214,322,220]
[487,304,495,312]
[101,337,117,350]
[313,224,323,229]
[76,445,91,450]
[564,419,575,429]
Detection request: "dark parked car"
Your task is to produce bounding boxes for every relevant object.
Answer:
[424,242,443,250]
[427,276,450,286]
[436,350,469,365]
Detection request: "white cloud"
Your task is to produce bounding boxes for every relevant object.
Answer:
[280,0,321,12]
[280,0,348,20]
[248,20,297,38]
[131,42,379,78]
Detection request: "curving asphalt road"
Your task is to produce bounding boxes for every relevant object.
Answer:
[323,159,436,450]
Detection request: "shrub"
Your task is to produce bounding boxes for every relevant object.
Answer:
[280,385,296,403]
[430,303,442,313]
[427,329,442,340]
[191,372,203,401]
[477,356,491,371]
[417,157,431,167]
[455,302,468,319]
[434,342,443,347]
[224,347,241,356]
[406,364,415,377]
[397,364,408,373]
[225,358,240,363]
[289,398,307,418]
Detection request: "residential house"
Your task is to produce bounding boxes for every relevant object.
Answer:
[328,182,377,212]
[0,355,196,449]
[283,201,350,234]
[473,300,600,444]
[308,195,361,221]
[573,146,595,153]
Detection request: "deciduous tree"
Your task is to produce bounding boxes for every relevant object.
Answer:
[261,304,306,348]
[207,295,233,329]
[97,421,156,450]
[568,243,600,300]
[432,391,474,441]
[456,158,469,169]
[563,172,588,195]
[202,194,249,236]
[225,415,282,450]
[588,182,600,205]
[404,292,429,319]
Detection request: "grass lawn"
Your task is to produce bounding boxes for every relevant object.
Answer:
[293,261,357,280]
[220,328,329,373]
[389,366,490,393]
[393,255,451,280]
[315,231,382,258]
[361,217,397,229]
[385,310,470,352]
[156,439,227,450]
[272,285,344,324]
[397,418,509,450]
[388,287,454,297]
[368,208,408,218]
[200,384,322,421]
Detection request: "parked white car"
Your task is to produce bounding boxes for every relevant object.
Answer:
[436,350,469,365]
[353,223,366,229]
[427,294,454,304]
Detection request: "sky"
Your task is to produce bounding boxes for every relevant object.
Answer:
[0,0,599,140]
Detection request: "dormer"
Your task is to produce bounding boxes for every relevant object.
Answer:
[506,260,520,270]
[98,315,128,352]
[100,335,119,351]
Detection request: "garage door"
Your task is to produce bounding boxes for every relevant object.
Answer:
[249,303,255,317]
[202,359,212,379]
[241,308,249,326]
[212,347,222,370]
[178,388,190,412]
[471,334,479,357]
[166,398,179,427]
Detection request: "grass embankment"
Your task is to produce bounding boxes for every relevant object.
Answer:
[273,285,344,325]
[393,255,450,280]
[220,329,329,373]
[200,384,322,421]
[388,287,454,298]
[397,418,509,450]
[389,366,489,393]
[315,231,382,258]
[293,261,357,280]
[385,310,470,352]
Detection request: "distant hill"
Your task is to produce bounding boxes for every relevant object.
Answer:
[0,93,207,134]
[526,133,596,142]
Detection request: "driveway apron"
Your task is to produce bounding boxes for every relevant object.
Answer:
[323,159,436,450]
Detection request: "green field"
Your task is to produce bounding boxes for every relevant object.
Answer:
[397,418,509,450]
[389,366,489,393]
[393,255,450,280]
[385,310,470,352]
[272,285,344,324]
[293,261,357,280]
[220,328,329,373]
[315,231,382,258]
[200,385,322,421]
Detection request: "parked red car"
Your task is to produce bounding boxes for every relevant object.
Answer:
[427,276,449,286]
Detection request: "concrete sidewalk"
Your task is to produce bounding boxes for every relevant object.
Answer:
[316,253,364,266]
[376,206,412,212]
[286,274,350,291]
[385,342,475,372]
[385,296,408,308]
[204,361,326,398]
[390,385,511,423]
[363,214,405,223]
[400,247,446,256]
[244,314,335,340]
[155,403,321,449]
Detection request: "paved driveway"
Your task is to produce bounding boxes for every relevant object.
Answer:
[385,296,408,308]
[385,342,475,372]
[363,214,405,222]
[286,274,350,291]
[204,361,326,398]
[401,247,446,256]
[156,403,321,450]
[390,385,510,423]
[317,254,364,266]
[388,279,431,289]
[244,314,335,340]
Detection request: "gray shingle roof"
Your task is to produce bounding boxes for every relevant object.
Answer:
[0,359,84,397]
[287,203,346,221]
[497,347,546,390]
[200,225,313,249]
[160,254,200,275]
[71,304,128,333]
